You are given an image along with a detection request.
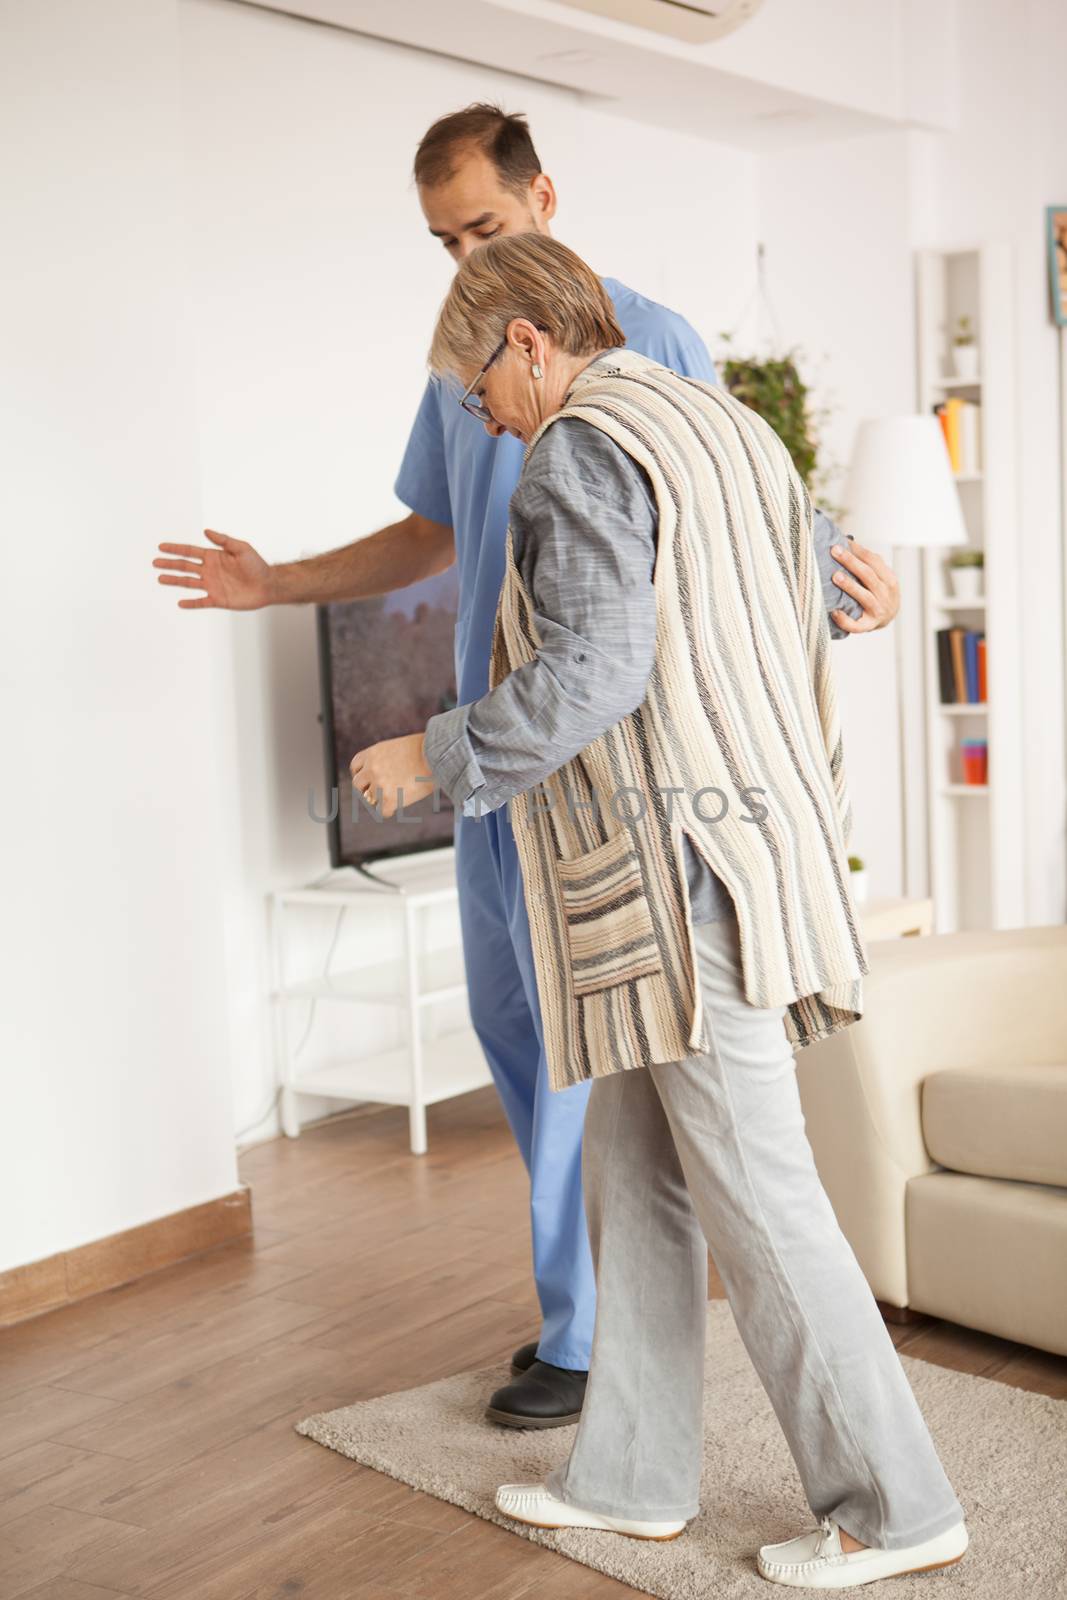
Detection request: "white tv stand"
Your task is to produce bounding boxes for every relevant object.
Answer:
[270,846,491,1154]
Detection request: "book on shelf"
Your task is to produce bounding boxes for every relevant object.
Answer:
[934,396,981,475]
[936,625,986,703]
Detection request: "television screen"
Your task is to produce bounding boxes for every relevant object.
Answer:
[316,565,460,867]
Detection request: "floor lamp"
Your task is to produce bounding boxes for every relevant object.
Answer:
[843,417,968,905]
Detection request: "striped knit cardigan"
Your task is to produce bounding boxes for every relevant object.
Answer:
[489,346,870,1094]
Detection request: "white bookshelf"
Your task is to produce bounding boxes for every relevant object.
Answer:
[270,846,491,1155]
[915,245,1025,932]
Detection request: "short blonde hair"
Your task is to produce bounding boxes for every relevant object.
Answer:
[428,233,626,381]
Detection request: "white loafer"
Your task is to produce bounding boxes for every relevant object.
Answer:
[494,1481,687,1541]
[757,1514,968,1588]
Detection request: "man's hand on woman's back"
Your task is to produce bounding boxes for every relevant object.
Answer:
[829,539,901,633]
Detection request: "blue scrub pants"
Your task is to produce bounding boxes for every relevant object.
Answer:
[454,802,597,1372]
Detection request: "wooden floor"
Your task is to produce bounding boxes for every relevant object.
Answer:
[2,1087,1065,1599]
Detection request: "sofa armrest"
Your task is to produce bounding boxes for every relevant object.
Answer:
[795,923,1067,1308]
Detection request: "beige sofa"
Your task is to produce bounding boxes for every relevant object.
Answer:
[796,924,1067,1358]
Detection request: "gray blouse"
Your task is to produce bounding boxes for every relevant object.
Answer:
[423,413,864,923]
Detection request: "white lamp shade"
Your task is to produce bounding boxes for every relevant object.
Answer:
[843,416,968,548]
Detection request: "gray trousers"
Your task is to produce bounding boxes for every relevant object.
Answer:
[544,912,966,1552]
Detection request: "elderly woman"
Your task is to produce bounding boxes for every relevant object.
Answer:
[358,233,968,1589]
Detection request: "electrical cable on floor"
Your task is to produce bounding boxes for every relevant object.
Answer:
[235,897,352,1144]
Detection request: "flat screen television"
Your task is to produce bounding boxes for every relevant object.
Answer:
[316,565,460,868]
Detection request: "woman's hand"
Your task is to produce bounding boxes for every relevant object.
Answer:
[829,540,900,632]
[349,733,436,819]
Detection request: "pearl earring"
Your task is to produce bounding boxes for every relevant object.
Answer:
[531,363,543,379]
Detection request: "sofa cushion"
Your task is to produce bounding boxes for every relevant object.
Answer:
[907,1171,1067,1357]
[922,1063,1067,1186]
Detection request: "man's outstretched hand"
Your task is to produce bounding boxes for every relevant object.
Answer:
[153,528,274,610]
[830,539,900,632]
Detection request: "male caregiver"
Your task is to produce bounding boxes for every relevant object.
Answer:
[153,102,900,1429]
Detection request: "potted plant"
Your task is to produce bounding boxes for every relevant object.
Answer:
[718,338,821,493]
[951,314,979,381]
[717,334,843,516]
[947,547,984,600]
[848,854,868,904]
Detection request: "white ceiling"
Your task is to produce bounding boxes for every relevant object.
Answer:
[238,0,957,151]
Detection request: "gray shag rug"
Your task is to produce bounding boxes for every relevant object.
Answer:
[295,1300,1067,1597]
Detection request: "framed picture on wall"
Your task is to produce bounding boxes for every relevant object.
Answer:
[1047,205,1067,326]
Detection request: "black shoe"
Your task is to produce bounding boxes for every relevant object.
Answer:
[486,1359,589,1429]
[510,1340,540,1376]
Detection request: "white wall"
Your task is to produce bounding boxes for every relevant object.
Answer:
[908,0,1067,925]
[0,0,241,1272]
[177,0,759,1143]
[756,0,1067,925]
[757,131,917,904]
[5,0,1062,1266]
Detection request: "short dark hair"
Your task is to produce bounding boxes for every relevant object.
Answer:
[413,102,542,195]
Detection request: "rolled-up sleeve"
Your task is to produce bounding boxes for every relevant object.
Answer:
[423,417,660,818]
[422,705,489,816]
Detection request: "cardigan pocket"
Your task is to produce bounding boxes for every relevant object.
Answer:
[555,827,664,998]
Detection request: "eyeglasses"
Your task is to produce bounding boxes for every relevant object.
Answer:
[458,338,506,422]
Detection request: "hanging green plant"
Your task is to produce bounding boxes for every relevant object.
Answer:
[718,337,819,491]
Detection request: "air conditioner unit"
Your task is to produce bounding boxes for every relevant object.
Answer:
[555,0,766,45]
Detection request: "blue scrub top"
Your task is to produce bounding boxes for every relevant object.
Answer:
[394,276,717,704]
